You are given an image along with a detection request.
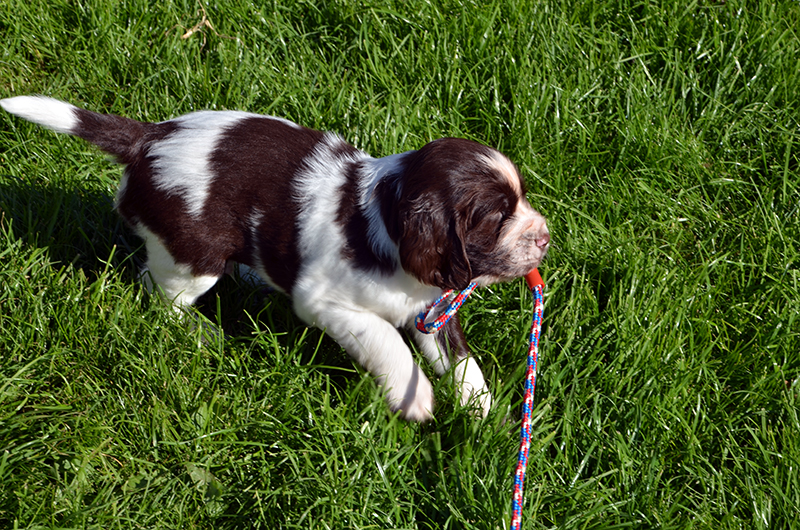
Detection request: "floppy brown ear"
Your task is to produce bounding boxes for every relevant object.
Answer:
[398,206,473,291]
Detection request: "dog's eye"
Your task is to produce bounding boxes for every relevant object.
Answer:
[466,189,514,235]
[468,208,498,228]
[494,200,516,227]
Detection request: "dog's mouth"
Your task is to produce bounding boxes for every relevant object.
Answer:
[472,256,548,287]
[471,226,551,287]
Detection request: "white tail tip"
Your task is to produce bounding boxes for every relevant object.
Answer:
[0,96,79,135]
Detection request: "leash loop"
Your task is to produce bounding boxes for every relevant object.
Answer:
[415,281,478,334]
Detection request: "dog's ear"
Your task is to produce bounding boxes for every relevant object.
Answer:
[391,137,517,291]
[397,199,473,291]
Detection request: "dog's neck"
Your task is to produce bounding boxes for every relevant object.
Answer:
[358,152,412,264]
[358,152,408,204]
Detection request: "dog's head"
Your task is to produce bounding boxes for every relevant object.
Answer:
[390,138,550,290]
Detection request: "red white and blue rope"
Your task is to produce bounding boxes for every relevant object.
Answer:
[511,270,544,530]
[414,271,545,530]
[415,281,478,334]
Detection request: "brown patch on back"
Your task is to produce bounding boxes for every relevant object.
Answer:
[116,115,325,292]
[205,117,324,292]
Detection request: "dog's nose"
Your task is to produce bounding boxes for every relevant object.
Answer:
[536,231,550,249]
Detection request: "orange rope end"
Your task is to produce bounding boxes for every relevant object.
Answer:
[524,269,544,290]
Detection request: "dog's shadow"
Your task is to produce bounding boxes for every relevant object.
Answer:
[0,176,351,374]
[0,177,135,278]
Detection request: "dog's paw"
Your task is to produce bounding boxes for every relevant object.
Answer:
[387,365,434,422]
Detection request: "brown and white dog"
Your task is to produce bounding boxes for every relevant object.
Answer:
[1,96,550,421]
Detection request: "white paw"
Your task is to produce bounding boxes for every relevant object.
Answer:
[385,365,434,422]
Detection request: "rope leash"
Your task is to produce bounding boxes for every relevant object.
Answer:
[414,270,545,530]
[511,269,545,530]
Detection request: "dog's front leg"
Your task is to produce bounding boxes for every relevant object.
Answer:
[410,315,492,417]
[299,306,435,421]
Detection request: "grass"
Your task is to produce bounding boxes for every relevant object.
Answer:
[1,0,799,528]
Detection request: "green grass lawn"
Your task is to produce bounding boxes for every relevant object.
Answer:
[1,0,799,528]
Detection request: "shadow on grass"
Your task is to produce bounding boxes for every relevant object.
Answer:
[0,175,139,278]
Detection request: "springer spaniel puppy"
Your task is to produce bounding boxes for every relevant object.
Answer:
[1,96,550,421]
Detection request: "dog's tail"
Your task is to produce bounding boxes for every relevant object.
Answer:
[1,96,153,164]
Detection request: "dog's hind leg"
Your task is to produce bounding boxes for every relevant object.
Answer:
[137,228,221,310]
[137,229,225,344]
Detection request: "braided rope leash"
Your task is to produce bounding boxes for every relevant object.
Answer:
[414,271,545,530]
[511,268,545,530]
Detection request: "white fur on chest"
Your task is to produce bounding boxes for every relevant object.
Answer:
[291,136,439,328]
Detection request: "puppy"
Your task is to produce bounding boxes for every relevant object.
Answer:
[0,96,550,421]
